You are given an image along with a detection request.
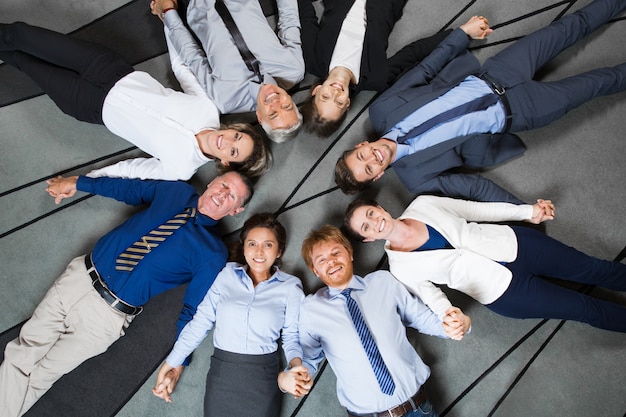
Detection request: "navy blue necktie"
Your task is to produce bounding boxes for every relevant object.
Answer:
[395,93,499,142]
[341,288,395,395]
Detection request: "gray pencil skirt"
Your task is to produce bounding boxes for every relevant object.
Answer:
[204,348,282,417]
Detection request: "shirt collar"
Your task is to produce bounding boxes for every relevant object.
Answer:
[327,275,366,299]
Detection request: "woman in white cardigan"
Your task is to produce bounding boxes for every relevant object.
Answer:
[0,22,271,181]
[344,195,626,333]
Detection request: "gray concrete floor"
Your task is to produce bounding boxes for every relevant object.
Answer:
[1,0,625,416]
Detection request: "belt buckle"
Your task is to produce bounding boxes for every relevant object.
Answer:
[493,84,505,96]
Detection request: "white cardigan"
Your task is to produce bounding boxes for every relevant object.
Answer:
[386,195,533,318]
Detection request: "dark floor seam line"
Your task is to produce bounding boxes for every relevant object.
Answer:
[0,147,137,198]
[288,360,329,417]
[443,244,625,416]
[108,343,176,417]
[0,194,94,239]
[487,320,567,417]
[439,318,550,417]
[439,0,477,33]
[275,94,379,215]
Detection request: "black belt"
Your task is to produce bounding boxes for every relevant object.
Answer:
[478,73,512,132]
[347,388,428,417]
[84,254,143,316]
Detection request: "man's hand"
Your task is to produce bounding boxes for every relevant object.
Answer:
[152,362,184,403]
[442,306,471,340]
[460,15,493,39]
[150,0,178,22]
[528,199,555,224]
[46,175,78,204]
[278,365,313,399]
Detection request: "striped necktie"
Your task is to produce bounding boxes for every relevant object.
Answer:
[341,288,395,395]
[115,207,196,272]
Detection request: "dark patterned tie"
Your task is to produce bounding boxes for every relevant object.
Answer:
[341,288,395,395]
[115,207,196,272]
[214,0,263,84]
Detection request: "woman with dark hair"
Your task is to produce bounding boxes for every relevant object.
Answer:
[0,22,272,179]
[345,195,626,333]
[152,213,310,417]
[298,0,452,137]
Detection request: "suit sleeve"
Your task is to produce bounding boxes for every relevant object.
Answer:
[375,28,470,100]
[411,172,526,204]
[297,0,320,74]
[385,29,453,86]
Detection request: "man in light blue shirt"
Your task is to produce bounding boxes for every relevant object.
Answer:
[286,225,469,417]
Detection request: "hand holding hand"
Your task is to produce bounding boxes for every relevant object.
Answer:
[460,15,493,39]
[278,365,313,399]
[152,363,184,403]
[529,199,555,224]
[442,306,471,340]
[45,175,78,204]
[150,0,177,22]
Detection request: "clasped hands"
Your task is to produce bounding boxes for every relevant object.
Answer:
[278,365,313,399]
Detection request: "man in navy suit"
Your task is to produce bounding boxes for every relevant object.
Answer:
[335,0,626,202]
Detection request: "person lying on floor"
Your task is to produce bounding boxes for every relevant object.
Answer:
[153,213,311,417]
[344,195,626,333]
[0,21,272,181]
[0,171,252,417]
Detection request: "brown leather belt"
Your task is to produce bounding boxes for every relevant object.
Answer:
[84,254,143,316]
[478,72,512,132]
[347,388,428,417]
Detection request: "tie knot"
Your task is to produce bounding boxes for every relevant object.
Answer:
[341,288,352,299]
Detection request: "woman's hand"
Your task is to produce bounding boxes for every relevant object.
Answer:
[529,199,555,224]
[442,306,471,340]
[152,362,184,402]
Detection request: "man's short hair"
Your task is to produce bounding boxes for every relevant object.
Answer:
[343,198,380,240]
[228,171,255,207]
[300,82,348,138]
[301,224,353,273]
[334,149,373,195]
[214,123,273,178]
[261,109,303,143]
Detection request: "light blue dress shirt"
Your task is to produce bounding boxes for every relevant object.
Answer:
[298,271,448,414]
[166,262,304,367]
[389,76,508,161]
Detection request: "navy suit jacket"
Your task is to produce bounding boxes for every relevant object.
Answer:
[298,0,450,92]
[369,28,527,203]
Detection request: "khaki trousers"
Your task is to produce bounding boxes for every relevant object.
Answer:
[0,255,131,417]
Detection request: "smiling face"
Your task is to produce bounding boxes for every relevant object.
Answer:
[310,241,354,290]
[348,204,395,242]
[203,129,254,166]
[243,227,281,282]
[312,80,351,122]
[344,139,396,183]
[197,172,249,220]
[256,84,299,130]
